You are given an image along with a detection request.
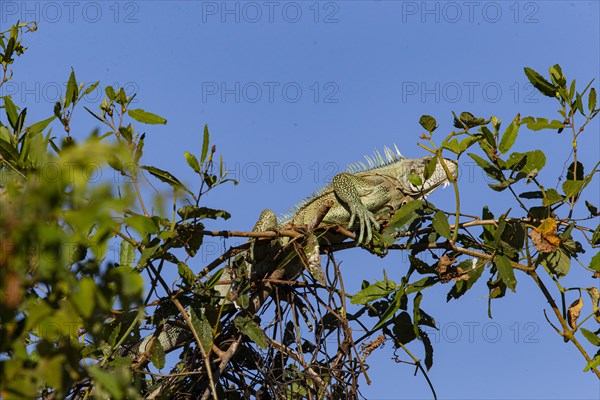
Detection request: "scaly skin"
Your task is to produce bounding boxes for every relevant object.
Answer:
[284,154,457,243]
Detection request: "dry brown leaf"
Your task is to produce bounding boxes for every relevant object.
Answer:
[567,295,584,329]
[529,218,561,253]
[587,287,600,324]
[436,255,471,283]
[437,255,455,275]
[452,266,470,282]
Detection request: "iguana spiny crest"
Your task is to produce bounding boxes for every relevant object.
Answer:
[273,145,457,243]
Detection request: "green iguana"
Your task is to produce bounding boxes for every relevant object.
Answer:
[268,145,456,243]
[121,147,457,359]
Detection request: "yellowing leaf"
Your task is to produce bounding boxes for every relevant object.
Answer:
[529,218,561,253]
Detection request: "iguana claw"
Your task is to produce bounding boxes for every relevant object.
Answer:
[348,206,380,244]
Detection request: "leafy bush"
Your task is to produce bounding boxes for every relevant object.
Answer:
[0,22,598,399]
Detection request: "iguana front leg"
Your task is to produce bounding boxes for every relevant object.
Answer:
[331,173,381,243]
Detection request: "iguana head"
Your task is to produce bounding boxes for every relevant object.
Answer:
[398,157,457,198]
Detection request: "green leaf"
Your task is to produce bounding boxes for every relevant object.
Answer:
[134,135,145,164]
[83,81,100,96]
[419,115,437,132]
[3,96,19,129]
[26,116,55,135]
[456,112,488,129]
[149,341,166,370]
[234,315,268,349]
[583,355,600,372]
[468,153,503,182]
[468,152,493,169]
[351,280,396,304]
[413,292,423,337]
[88,365,126,399]
[191,308,213,353]
[201,124,210,163]
[65,68,78,108]
[184,151,201,173]
[177,262,196,286]
[544,248,571,277]
[441,138,461,154]
[542,189,563,206]
[409,255,436,275]
[125,214,159,234]
[119,240,136,267]
[0,126,12,143]
[128,109,167,125]
[432,211,451,239]
[581,328,600,346]
[14,108,27,134]
[586,201,599,216]
[524,67,557,97]
[519,191,543,199]
[423,156,438,181]
[495,255,516,292]
[576,93,585,116]
[136,243,159,269]
[521,150,546,175]
[0,137,19,162]
[116,88,128,105]
[373,288,404,330]
[72,277,96,318]
[549,64,565,86]
[206,268,224,290]
[447,259,485,301]
[567,161,584,181]
[562,180,584,198]
[84,106,106,123]
[105,85,116,100]
[592,224,600,246]
[590,252,600,272]
[521,116,564,131]
[568,79,577,102]
[408,173,422,187]
[112,266,144,298]
[405,276,439,294]
[118,125,133,143]
[421,330,434,370]
[479,126,496,148]
[384,200,422,232]
[141,165,192,194]
[589,88,597,112]
[177,205,231,220]
[498,115,520,154]
[458,136,479,153]
[392,312,416,345]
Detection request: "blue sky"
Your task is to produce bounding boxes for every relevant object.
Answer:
[2,1,599,399]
